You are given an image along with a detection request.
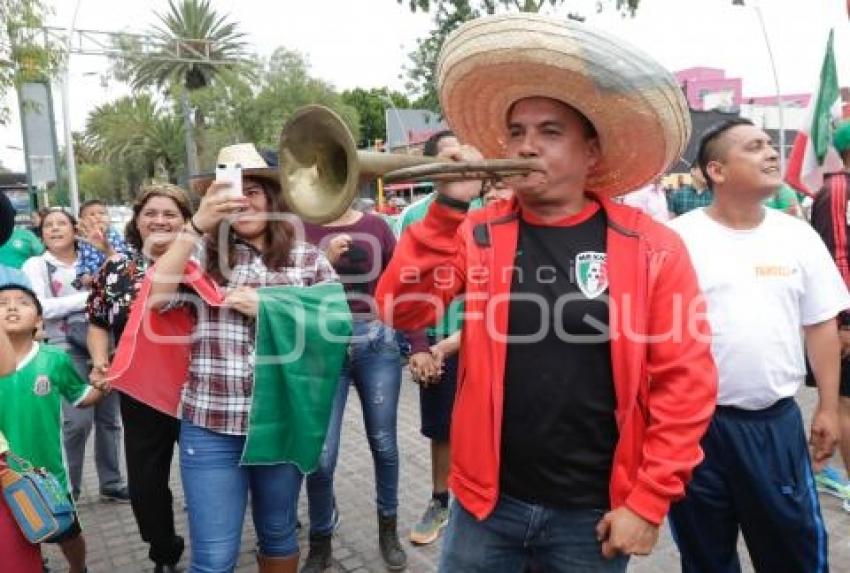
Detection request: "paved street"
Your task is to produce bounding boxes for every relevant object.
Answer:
[46,374,850,572]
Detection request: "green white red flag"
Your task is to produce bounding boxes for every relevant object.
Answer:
[108,263,352,472]
[785,29,843,196]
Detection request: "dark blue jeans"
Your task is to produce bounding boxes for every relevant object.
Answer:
[306,319,402,535]
[439,496,629,572]
[180,421,303,572]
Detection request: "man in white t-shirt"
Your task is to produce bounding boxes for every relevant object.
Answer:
[668,118,850,572]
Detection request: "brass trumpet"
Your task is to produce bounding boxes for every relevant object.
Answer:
[278,105,541,224]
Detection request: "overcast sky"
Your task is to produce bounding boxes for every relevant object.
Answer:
[1,0,848,172]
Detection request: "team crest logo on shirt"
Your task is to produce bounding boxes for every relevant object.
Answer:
[33,375,51,396]
[575,252,608,299]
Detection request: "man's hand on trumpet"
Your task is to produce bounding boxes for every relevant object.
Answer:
[436,144,486,205]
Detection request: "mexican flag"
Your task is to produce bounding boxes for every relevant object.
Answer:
[785,29,843,196]
[109,263,352,472]
[242,283,352,470]
[108,261,224,417]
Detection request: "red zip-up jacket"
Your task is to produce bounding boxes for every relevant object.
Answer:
[375,194,717,525]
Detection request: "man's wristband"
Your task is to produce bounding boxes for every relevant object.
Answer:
[435,193,471,212]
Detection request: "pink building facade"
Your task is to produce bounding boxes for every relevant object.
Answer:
[676,67,742,111]
[675,66,812,112]
[744,94,811,108]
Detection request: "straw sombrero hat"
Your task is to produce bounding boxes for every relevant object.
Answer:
[190,143,280,195]
[437,14,690,197]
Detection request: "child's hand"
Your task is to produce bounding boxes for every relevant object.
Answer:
[90,381,111,394]
[89,363,111,393]
[78,220,111,254]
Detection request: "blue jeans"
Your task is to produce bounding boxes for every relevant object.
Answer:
[306,319,402,535]
[62,346,124,495]
[439,496,629,573]
[180,421,303,572]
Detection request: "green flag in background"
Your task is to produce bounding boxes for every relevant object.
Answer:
[811,29,839,165]
[242,282,352,472]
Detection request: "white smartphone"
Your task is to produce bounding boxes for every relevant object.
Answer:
[215,162,243,199]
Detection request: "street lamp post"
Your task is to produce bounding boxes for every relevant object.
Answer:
[734,0,785,173]
[61,0,84,215]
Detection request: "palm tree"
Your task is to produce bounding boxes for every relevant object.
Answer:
[85,94,185,194]
[121,0,250,179]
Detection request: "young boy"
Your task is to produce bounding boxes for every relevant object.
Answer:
[0,278,107,573]
[76,200,130,288]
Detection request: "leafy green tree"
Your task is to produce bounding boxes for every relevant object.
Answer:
[114,0,251,174]
[77,163,120,203]
[403,0,476,112]
[84,94,185,196]
[341,88,410,148]
[72,131,97,165]
[122,0,249,91]
[400,0,640,111]
[398,0,639,14]
[193,47,360,168]
[0,0,64,124]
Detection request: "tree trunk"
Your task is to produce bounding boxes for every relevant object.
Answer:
[181,90,197,185]
[194,104,206,173]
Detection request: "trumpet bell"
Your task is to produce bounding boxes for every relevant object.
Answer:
[278,105,543,225]
[279,105,358,225]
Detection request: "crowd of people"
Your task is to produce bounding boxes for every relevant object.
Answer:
[0,12,849,573]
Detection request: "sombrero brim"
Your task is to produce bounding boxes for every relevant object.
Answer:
[189,167,280,195]
[437,14,691,197]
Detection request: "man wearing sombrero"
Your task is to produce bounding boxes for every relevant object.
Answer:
[376,14,717,571]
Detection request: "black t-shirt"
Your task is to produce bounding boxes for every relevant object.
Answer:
[500,206,619,509]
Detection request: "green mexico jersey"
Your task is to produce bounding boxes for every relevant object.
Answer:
[0,227,44,269]
[0,343,90,492]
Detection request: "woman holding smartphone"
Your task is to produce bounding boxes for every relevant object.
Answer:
[150,144,337,573]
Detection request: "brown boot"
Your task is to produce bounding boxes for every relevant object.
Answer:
[257,552,300,573]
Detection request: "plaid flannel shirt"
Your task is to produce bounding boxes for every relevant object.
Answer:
[182,240,338,435]
[666,185,714,217]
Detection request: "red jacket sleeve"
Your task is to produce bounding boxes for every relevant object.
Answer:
[624,236,718,524]
[376,200,468,330]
